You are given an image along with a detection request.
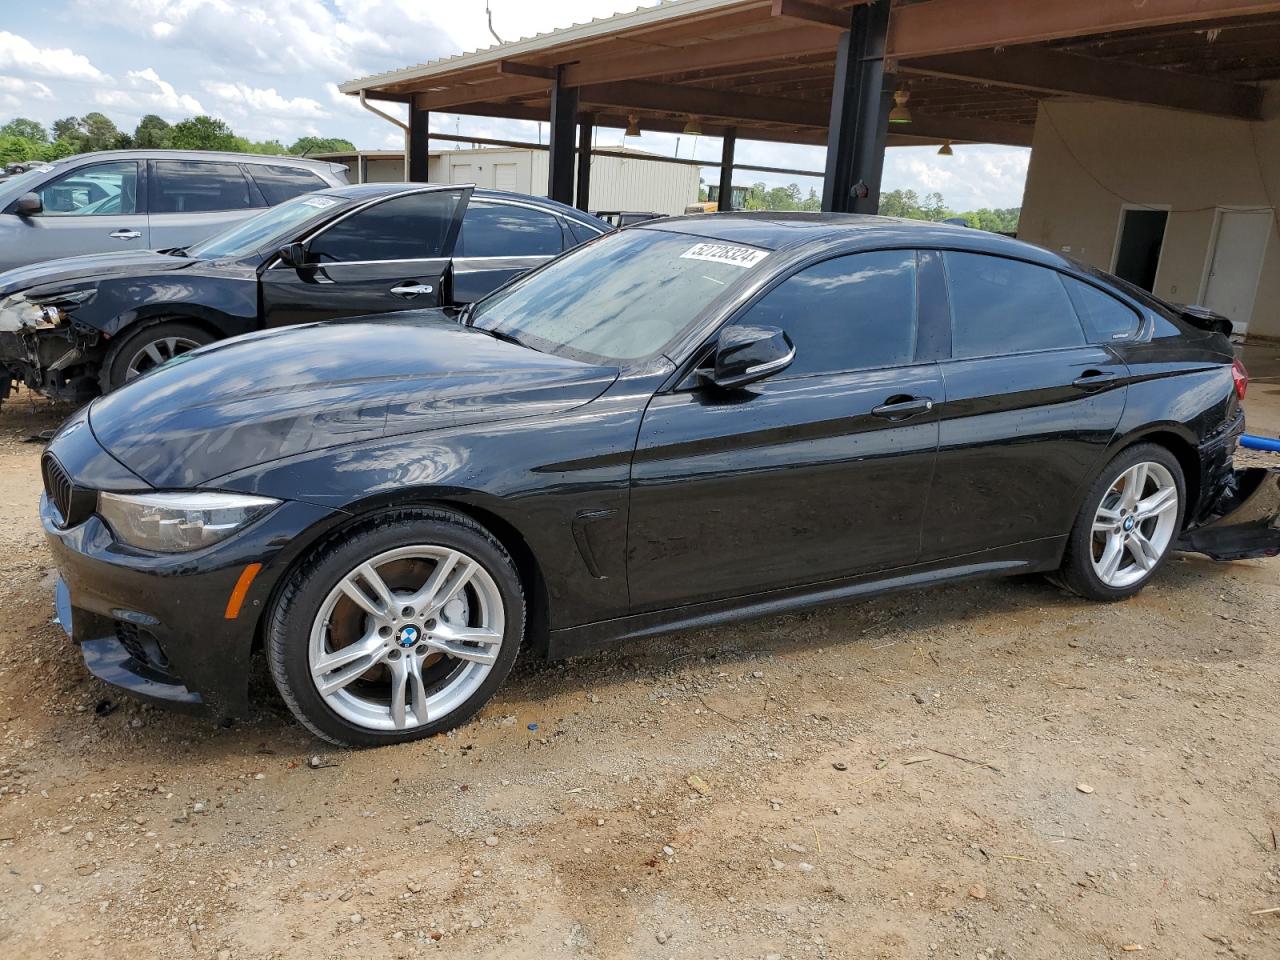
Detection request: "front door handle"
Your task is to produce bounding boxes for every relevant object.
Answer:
[109,229,143,240]
[390,283,434,300]
[1072,370,1118,391]
[871,395,935,421]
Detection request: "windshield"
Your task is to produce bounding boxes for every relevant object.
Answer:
[469,227,770,363]
[186,193,344,259]
[1,163,61,199]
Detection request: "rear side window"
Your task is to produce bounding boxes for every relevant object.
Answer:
[152,161,255,214]
[565,218,604,247]
[250,164,329,205]
[33,160,139,216]
[944,252,1085,358]
[308,190,465,262]
[735,250,918,378]
[1062,277,1141,342]
[456,202,565,257]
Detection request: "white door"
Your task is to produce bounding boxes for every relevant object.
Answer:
[449,163,473,185]
[1203,209,1272,335]
[494,162,518,192]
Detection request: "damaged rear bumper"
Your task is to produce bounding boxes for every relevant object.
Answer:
[1176,466,1280,561]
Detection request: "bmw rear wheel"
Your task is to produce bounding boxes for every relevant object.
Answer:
[268,508,524,746]
[1055,443,1185,601]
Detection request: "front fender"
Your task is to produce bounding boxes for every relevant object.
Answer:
[80,274,260,339]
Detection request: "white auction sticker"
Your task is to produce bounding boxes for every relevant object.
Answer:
[301,196,339,209]
[679,242,768,268]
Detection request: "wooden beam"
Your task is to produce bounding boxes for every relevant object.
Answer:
[413,76,549,111]
[579,78,830,127]
[497,61,555,80]
[901,114,1034,147]
[561,26,838,87]
[770,0,850,30]
[888,0,1280,59]
[900,47,1263,120]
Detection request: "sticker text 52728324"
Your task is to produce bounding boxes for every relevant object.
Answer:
[679,242,769,268]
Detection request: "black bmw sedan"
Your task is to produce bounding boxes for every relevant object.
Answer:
[39,214,1279,746]
[0,183,608,403]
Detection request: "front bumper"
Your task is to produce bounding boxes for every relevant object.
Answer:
[0,326,100,403]
[43,493,340,719]
[1176,466,1280,561]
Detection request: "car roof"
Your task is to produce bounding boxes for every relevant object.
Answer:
[638,211,1066,270]
[54,149,346,173]
[324,182,610,228]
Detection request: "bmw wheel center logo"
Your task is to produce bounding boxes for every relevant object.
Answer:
[397,625,420,648]
[1123,516,1136,532]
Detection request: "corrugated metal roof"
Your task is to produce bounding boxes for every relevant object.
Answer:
[338,0,758,94]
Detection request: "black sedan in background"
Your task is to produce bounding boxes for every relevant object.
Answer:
[0,184,608,402]
[39,214,1279,746]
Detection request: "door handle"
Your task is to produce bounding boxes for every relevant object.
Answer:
[1071,370,1118,391]
[871,395,935,421]
[109,229,142,240]
[390,283,434,300]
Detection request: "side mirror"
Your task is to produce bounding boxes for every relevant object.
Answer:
[15,193,42,216]
[277,242,310,268]
[703,325,795,390]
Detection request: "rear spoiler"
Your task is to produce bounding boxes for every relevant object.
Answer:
[1175,304,1233,336]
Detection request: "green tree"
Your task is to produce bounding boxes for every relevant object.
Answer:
[133,114,172,149]
[288,135,356,156]
[167,115,240,151]
[81,112,130,150]
[0,118,47,143]
[0,135,43,165]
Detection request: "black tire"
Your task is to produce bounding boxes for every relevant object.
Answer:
[99,320,215,393]
[267,507,525,747]
[1054,443,1186,602]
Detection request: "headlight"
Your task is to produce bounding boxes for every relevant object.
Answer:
[98,491,280,553]
[0,287,96,332]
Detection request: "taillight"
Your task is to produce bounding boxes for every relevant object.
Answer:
[1231,358,1248,401]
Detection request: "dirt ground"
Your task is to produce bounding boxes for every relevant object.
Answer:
[1,351,1278,960]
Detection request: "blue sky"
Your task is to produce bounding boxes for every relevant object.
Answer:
[0,0,1030,210]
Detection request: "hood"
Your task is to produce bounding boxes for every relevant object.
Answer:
[0,249,197,298]
[88,311,619,488]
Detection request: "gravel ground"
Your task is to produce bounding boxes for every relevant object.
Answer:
[0,369,1277,960]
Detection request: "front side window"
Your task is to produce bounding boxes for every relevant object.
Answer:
[945,252,1086,359]
[1062,276,1141,342]
[250,164,330,206]
[470,227,769,363]
[187,193,341,260]
[308,190,465,263]
[734,250,917,378]
[456,202,565,257]
[34,161,138,216]
[152,161,254,214]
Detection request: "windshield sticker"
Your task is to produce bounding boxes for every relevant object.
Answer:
[679,242,768,268]
[301,196,339,209]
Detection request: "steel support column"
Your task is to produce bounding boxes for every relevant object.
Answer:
[822,0,892,213]
[717,127,737,212]
[575,115,593,211]
[408,107,430,182]
[548,66,579,204]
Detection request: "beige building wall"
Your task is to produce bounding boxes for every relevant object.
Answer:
[1018,87,1280,340]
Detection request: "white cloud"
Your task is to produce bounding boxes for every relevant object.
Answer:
[0,31,108,83]
[203,81,326,118]
[0,76,54,99]
[89,67,204,118]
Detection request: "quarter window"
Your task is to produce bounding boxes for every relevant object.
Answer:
[1062,277,1141,342]
[734,250,918,378]
[308,190,465,262]
[152,161,255,214]
[944,252,1086,358]
[33,161,139,216]
[456,202,565,257]
[249,165,330,205]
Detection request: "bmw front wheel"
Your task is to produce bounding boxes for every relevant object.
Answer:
[268,508,525,746]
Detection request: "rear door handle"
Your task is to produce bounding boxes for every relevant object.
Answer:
[390,283,434,300]
[1072,370,1118,391]
[109,229,143,240]
[871,395,935,421]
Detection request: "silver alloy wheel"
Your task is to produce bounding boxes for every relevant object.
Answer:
[124,335,202,380]
[1090,461,1179,589]
[308,545,505,732]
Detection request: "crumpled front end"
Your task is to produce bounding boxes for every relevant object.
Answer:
[1177,465,1280,561]
[0,287,104,402]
